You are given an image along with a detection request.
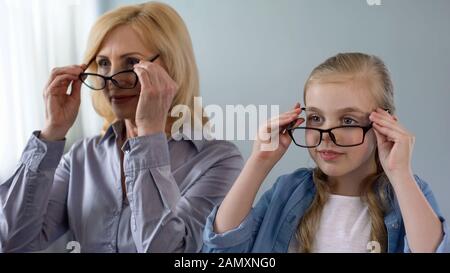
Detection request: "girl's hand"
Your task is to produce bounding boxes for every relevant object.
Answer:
[251,103,304,167]
[41,64,86,141]
[133,60,178,136]
[369,108,415,181]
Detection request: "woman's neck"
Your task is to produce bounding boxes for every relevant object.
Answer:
[124,119,139,139]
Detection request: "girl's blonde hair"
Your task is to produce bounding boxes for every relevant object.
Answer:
[297,52,395,252]
[82,1,201,133]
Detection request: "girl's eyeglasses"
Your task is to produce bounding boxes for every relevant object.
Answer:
[287,107,383,148]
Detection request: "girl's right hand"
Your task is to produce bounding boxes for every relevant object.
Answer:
[250,103,304,167]
[40,64,86,141]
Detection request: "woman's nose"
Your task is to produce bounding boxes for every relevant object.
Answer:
[105,64,124,89]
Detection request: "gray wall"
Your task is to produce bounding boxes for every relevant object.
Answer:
[101,0,450,221]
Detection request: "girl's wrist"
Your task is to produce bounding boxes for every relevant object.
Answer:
[248,153,277,173]
[387,169,415,189]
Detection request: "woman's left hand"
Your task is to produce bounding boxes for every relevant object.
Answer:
[133,60,178,136]
[369,108,415,181]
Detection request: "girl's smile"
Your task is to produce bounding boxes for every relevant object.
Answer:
[317,149,345,161]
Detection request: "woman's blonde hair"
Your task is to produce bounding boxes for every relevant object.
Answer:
[297,52,395,252]
[82,1,201,133]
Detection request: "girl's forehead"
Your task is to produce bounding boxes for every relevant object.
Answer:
[305,80,377,113]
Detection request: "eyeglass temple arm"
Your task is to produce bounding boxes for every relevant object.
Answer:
[149,54,160,62]
[286,107,306,130]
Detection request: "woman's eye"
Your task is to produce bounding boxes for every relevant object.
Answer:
[97,59,110,67]
[127,58,140,66]
[343,118,357,125]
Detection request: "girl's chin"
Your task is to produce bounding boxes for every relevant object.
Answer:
[316,162,349,177]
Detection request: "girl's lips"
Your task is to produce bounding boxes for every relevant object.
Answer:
[318,150,344,161]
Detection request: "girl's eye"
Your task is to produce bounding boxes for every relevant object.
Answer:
[307,115,322,123]
[343,117,358,125]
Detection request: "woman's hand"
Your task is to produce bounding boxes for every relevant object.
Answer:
[250,103,304,168]
[369,108,415,182]
[133,61,178,136]
[40,64,86,141]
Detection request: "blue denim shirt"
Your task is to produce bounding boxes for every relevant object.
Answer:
[202,168,449,253]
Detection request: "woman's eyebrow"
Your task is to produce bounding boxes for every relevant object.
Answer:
[96,52,144,59]
[119,52,144,58]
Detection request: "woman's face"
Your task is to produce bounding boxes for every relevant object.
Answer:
[305,77,378,178]
[96,25,161,120]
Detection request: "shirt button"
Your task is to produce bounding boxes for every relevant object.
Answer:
[391,223,399,229]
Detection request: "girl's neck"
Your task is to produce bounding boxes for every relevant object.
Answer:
[327,157,378,197]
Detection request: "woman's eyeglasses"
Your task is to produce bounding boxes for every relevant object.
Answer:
[79,54,159,91]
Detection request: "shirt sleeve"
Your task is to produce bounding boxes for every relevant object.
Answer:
[122,133,244,253]
[0,131,70,252]
[201,177,280,253]
[403,175,450,253]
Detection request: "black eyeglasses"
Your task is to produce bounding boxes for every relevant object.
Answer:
[79,54,159,90]
[287,107,374,148]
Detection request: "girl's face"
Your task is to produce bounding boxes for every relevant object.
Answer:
[96,25,161,120]
[305,77,378,179]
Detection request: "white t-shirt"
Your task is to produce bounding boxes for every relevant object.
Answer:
[289,194,372,253]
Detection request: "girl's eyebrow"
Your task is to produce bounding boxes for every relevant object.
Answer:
[336,107,368,115]
[304,106,367,115]
[303,106,322,113]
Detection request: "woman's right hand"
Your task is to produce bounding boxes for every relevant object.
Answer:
[40,64,86,141]
[250,103,304,167]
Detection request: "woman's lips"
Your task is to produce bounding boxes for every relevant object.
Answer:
[318,150,344,161]
[111,95,138,104]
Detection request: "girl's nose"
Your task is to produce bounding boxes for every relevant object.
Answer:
[321,131,333,144]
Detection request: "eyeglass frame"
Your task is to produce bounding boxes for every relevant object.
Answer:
[287,107,375,148]
[78,54,160,91]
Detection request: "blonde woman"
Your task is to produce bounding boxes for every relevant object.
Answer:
[0,2,243,253]
[203,53,449,253]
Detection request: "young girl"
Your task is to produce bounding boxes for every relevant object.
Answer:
[202,52,449,253]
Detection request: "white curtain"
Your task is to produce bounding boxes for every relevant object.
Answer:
[0,0,103,181]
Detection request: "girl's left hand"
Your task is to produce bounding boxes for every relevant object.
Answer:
[133,60,178,136]
[369,108,415,181]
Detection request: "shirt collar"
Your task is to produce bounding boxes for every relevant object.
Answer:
[169,129,206,151]
[98,120,206,151]
[98,120,125,145]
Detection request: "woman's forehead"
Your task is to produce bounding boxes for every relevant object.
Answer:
[97,25,152,57]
